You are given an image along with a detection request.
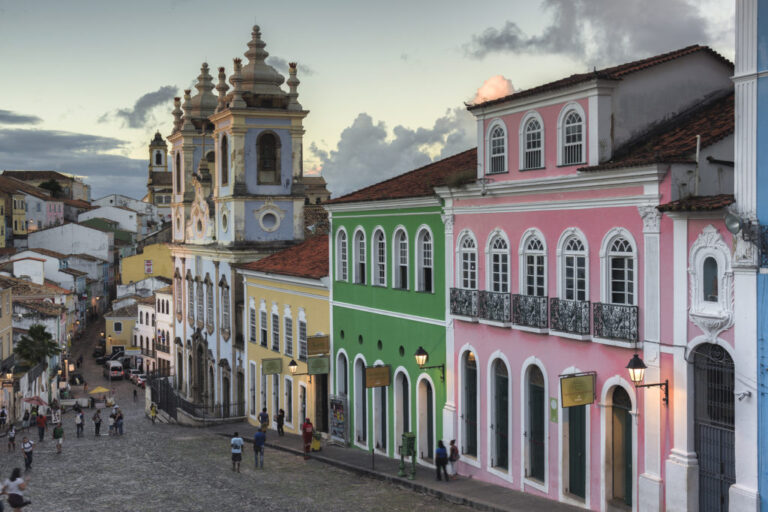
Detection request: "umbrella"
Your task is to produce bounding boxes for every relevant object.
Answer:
[89,386,110,394]
[23,396,47,406]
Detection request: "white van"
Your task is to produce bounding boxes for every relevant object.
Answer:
[103,361,124,380]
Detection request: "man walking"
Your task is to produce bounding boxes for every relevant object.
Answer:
[276,409,285,436]
[92,410,102,437]
[53,422,64,453]
[230,432,244,473]
[21,437,33,471]
[75,410,84,438]
[0,405,8,430]
[116,409,124,435]
[258,408,269,431]
[253,428,266,469]
[301,418,314,460]
[35,411,47,442]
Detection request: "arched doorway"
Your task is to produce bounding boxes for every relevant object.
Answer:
[177,352,184,392]
[462,351,478,458]
[208,367,214,408]
[694,343,735,511]
[418,378,434,461]
[610,386,632,508]
[491,359,508,470]
[394,371,410,454]
[195,346,204,403]
[222,376,230,418]
[374,383,387,452]
[354,358,367,445]
[237,371,244,417]
[526,365,546,482]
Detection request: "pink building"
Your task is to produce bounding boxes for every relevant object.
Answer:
[45,199,64,227]
[437,46,752,511]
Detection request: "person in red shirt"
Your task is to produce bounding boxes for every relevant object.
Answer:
[36,412,47,442]
[301,418,314,460]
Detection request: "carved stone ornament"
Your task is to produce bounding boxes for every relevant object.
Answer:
[254,198,286,233]
[441,214,454,233]
[688,225,734,341]
[637,205,661,234]
[186,181,214,242]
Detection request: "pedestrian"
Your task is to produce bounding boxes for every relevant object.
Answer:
[53,423,64,454]
[435,440,449,482]
[258,408,269,431]
[133,389,137,402]
[149,404,157,424]
[448,439,459,479]
[34,414,46,443]
[116,409,124,435]
[0,405,8,430]
[230,432,244,473]
[92,410,102,437]
[300,418,314,460]
[20,411,28,432]
[3,468,31,511]
[27,410,35,432]
[83,381,88,394]
[7,425,15,452]
[75,410,84,438]
[20,438,32,471]
[253,427,266,469]
[108,414,115,436]
[276,409,285,436]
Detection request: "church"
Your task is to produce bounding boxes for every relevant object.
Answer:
[170,25,310,415]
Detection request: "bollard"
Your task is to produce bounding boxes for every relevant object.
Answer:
[371,448,375,471]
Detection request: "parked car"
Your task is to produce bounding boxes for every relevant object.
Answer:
[135,375,147,388]
[103,361,124,380]
[127,369,141,383]
[92,347,105,358]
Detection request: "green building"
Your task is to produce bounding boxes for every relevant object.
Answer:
[325,149,475,463]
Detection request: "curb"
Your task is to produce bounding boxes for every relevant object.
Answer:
[215,432,512,512]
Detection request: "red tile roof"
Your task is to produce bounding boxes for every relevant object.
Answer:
[326,149,477,205]
[469,45,732,110]
[580,91,733,172]
[239,235,328,280]
[63,199,92,209]
[657,194,735,212]
[2,170,74,182]
[25,248,67,259]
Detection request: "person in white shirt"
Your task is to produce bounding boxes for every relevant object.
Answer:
[3,467,31,510]
[230,432,244,473]
[21,438,33,471]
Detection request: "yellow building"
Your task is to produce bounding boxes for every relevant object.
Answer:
[239,235,329,435]
[104,304,138,353]
[11,193,26,236]
[0,287,11,361]
[120,243,173,284]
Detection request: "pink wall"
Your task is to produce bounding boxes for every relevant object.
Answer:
[46,201,63,227]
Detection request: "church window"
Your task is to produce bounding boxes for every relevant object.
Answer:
[257,132,281,185]
[155,151,162,166]
[175,153,181,194]
[206,280,213,329]
[220,135,229,186]
[221,278,230,332]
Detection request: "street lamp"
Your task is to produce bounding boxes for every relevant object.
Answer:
[287,359,312,383]
[626,353,668,405]
[413,346,445,381]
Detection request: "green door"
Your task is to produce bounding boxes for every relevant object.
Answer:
[494,362,508,469]
[612,387,632,507]
[568,405,586,498]
[426,381,434,459]
[465,356,477,456]
[529,381,545,481]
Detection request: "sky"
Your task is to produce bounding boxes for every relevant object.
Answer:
[0,0,734,199]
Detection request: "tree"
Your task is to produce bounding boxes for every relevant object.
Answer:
[39,179,63,198]
[14,324,60,366]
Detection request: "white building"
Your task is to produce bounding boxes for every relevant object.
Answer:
[93,194,163,232]
[135,296,157,374]
[78,205,140,234]
[154,286,173,378]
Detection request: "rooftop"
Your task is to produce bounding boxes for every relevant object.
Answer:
[60,268,87,277]
[24,248,67,260]
[15,299,65,317]
[105,304,139,318]
[2,170,77,182]
[239,235,328,280]
[657,194,735,212]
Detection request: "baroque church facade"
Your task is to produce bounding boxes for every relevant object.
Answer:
[170,25,309,413]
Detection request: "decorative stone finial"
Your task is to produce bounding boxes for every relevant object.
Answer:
[240,24,285,95]
[287,62,302,111]
[189,63,217,120]
[172,97,183,132]
[181,90,194,130]
[230,58,246,109]
[215,66,229,113]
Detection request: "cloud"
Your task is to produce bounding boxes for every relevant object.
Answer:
[102,86,177,129]
[473,75,515,104]
[311,107,475,197]
[0,110,42,125]
[465,0,712,65]
[266,56,315,76]
[0,128,147,199]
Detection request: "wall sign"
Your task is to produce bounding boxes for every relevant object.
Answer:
[262,358,282,375]
[560,372,596,408]
[365,365,391,388]
[307,356,329,375]
[307,335,330,356]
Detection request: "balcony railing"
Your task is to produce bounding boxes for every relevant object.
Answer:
[479,291,511,323]
[141,348,156,359]
[156,344,171,354]
[512,294,548,329]
[549,298,591,336]
[592,303,639,342]
[450,288,478,318]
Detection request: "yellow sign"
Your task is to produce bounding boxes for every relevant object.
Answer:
[262,358,282,375]
[365,365,391,388]
[307,335,330,356]
[560,373,595,408]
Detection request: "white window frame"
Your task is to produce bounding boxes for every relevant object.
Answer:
[271,304,280,352]
[283,306,293,357]
[598,228,638,305]
[220,277,230,331]
[186,274,194,324]
[249,361,257,417]
[486,229,510,293]
[556,102,586,166]
[519,111,545,171]
[249,300,257,343]
[392,227,409,290]
[195,279,203,323]
[371,227,387,287]
[259,300,268,347]
[336,228,348,282]
[298,309,307,361]
[520,358,549,493]
[556,228,589,301]
[486,119,508,174]
[353,227,366,285]
[284,375,294,427]
[518,228,547,296]
[456,230,478,290]
[415,225,434,293]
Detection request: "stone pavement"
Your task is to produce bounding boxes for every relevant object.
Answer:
[206,422,580,512]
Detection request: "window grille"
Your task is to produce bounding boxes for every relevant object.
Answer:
[562,112,583,165]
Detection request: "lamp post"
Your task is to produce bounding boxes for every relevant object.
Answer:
[626,353,669,405]
[413,346,445,381]
[288,359,312,383]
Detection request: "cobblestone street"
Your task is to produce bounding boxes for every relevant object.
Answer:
[0,320,472,512]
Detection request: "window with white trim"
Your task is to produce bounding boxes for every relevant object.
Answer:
[187,276,194,323]
[459,235,477,289]
[284,315,293,357]
[196,280,203,322]
[394,229,408,290]
[523,118,543,170]
[250,362,256,415]
[562,112,583,165]
[336,230,348,281]
[249,306,257,343]
[489,236,509,293]
[260,309,268,347]
[417,229,433,293]
[373,229,386,286]
[703,257,718,302]
[488,125,507,174]
[524,237,545,296]
[353,229,366,285]
[272,312,280,352]
[608,237,634,305]
[298,320,307,361]
[221,279,230,331]
[563,237,586,301]
[206,281,213,328]
[285,377,293,424]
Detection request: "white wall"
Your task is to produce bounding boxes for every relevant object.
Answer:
[28,224,112,262]
[79,206,139,233]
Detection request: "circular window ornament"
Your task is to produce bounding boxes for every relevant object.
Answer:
[259,210,281,233]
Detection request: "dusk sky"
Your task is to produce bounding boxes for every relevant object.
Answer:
[0,0,734,199]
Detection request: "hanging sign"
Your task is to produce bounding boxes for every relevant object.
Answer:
[262,358,282,375]
[365,365,391,388]
[560,372,596,408]
[307,335,330,356]
[307,356,329,375]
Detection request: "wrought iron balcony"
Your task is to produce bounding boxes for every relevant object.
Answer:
[549,298,590,336]
[512,294,548,329]
[479,291,511,323]
[156,344,171,354]
[450,288,479,318]
[592,303,639,342]
[141,348,157,359]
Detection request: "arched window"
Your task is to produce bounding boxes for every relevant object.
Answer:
[155,151,162,166]
[523,118,543,170]
[703,257,718,302]
[458,234,477,290]
[416,228,433,293]
[562,111,584,165]
[175,153,181,194]
[372,229,386,286]
[488,123,507,174]
[220,135,229,186]
[353,229,366,285]
[257,132,280,185]
[608,237,634,305]
[206,279,213,329]
[336,230,348,281]
[562,236,587,301]
[139,311,144,325]
[489,235,509,293]
[336,352,348,395]
[393,229,408,290]
[523,235,546,296]
[196,280,203,324]
[175,275,182,315]
[186,275,194,325]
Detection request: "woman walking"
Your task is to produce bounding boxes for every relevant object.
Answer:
[7,425,16,452]
[435,440,449,482]
[3,468,31,511]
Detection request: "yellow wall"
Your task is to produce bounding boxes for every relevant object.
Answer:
[12,194,25,236]
[105,316,136,353]
[244,273,329,435]
[120,243,173,285]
